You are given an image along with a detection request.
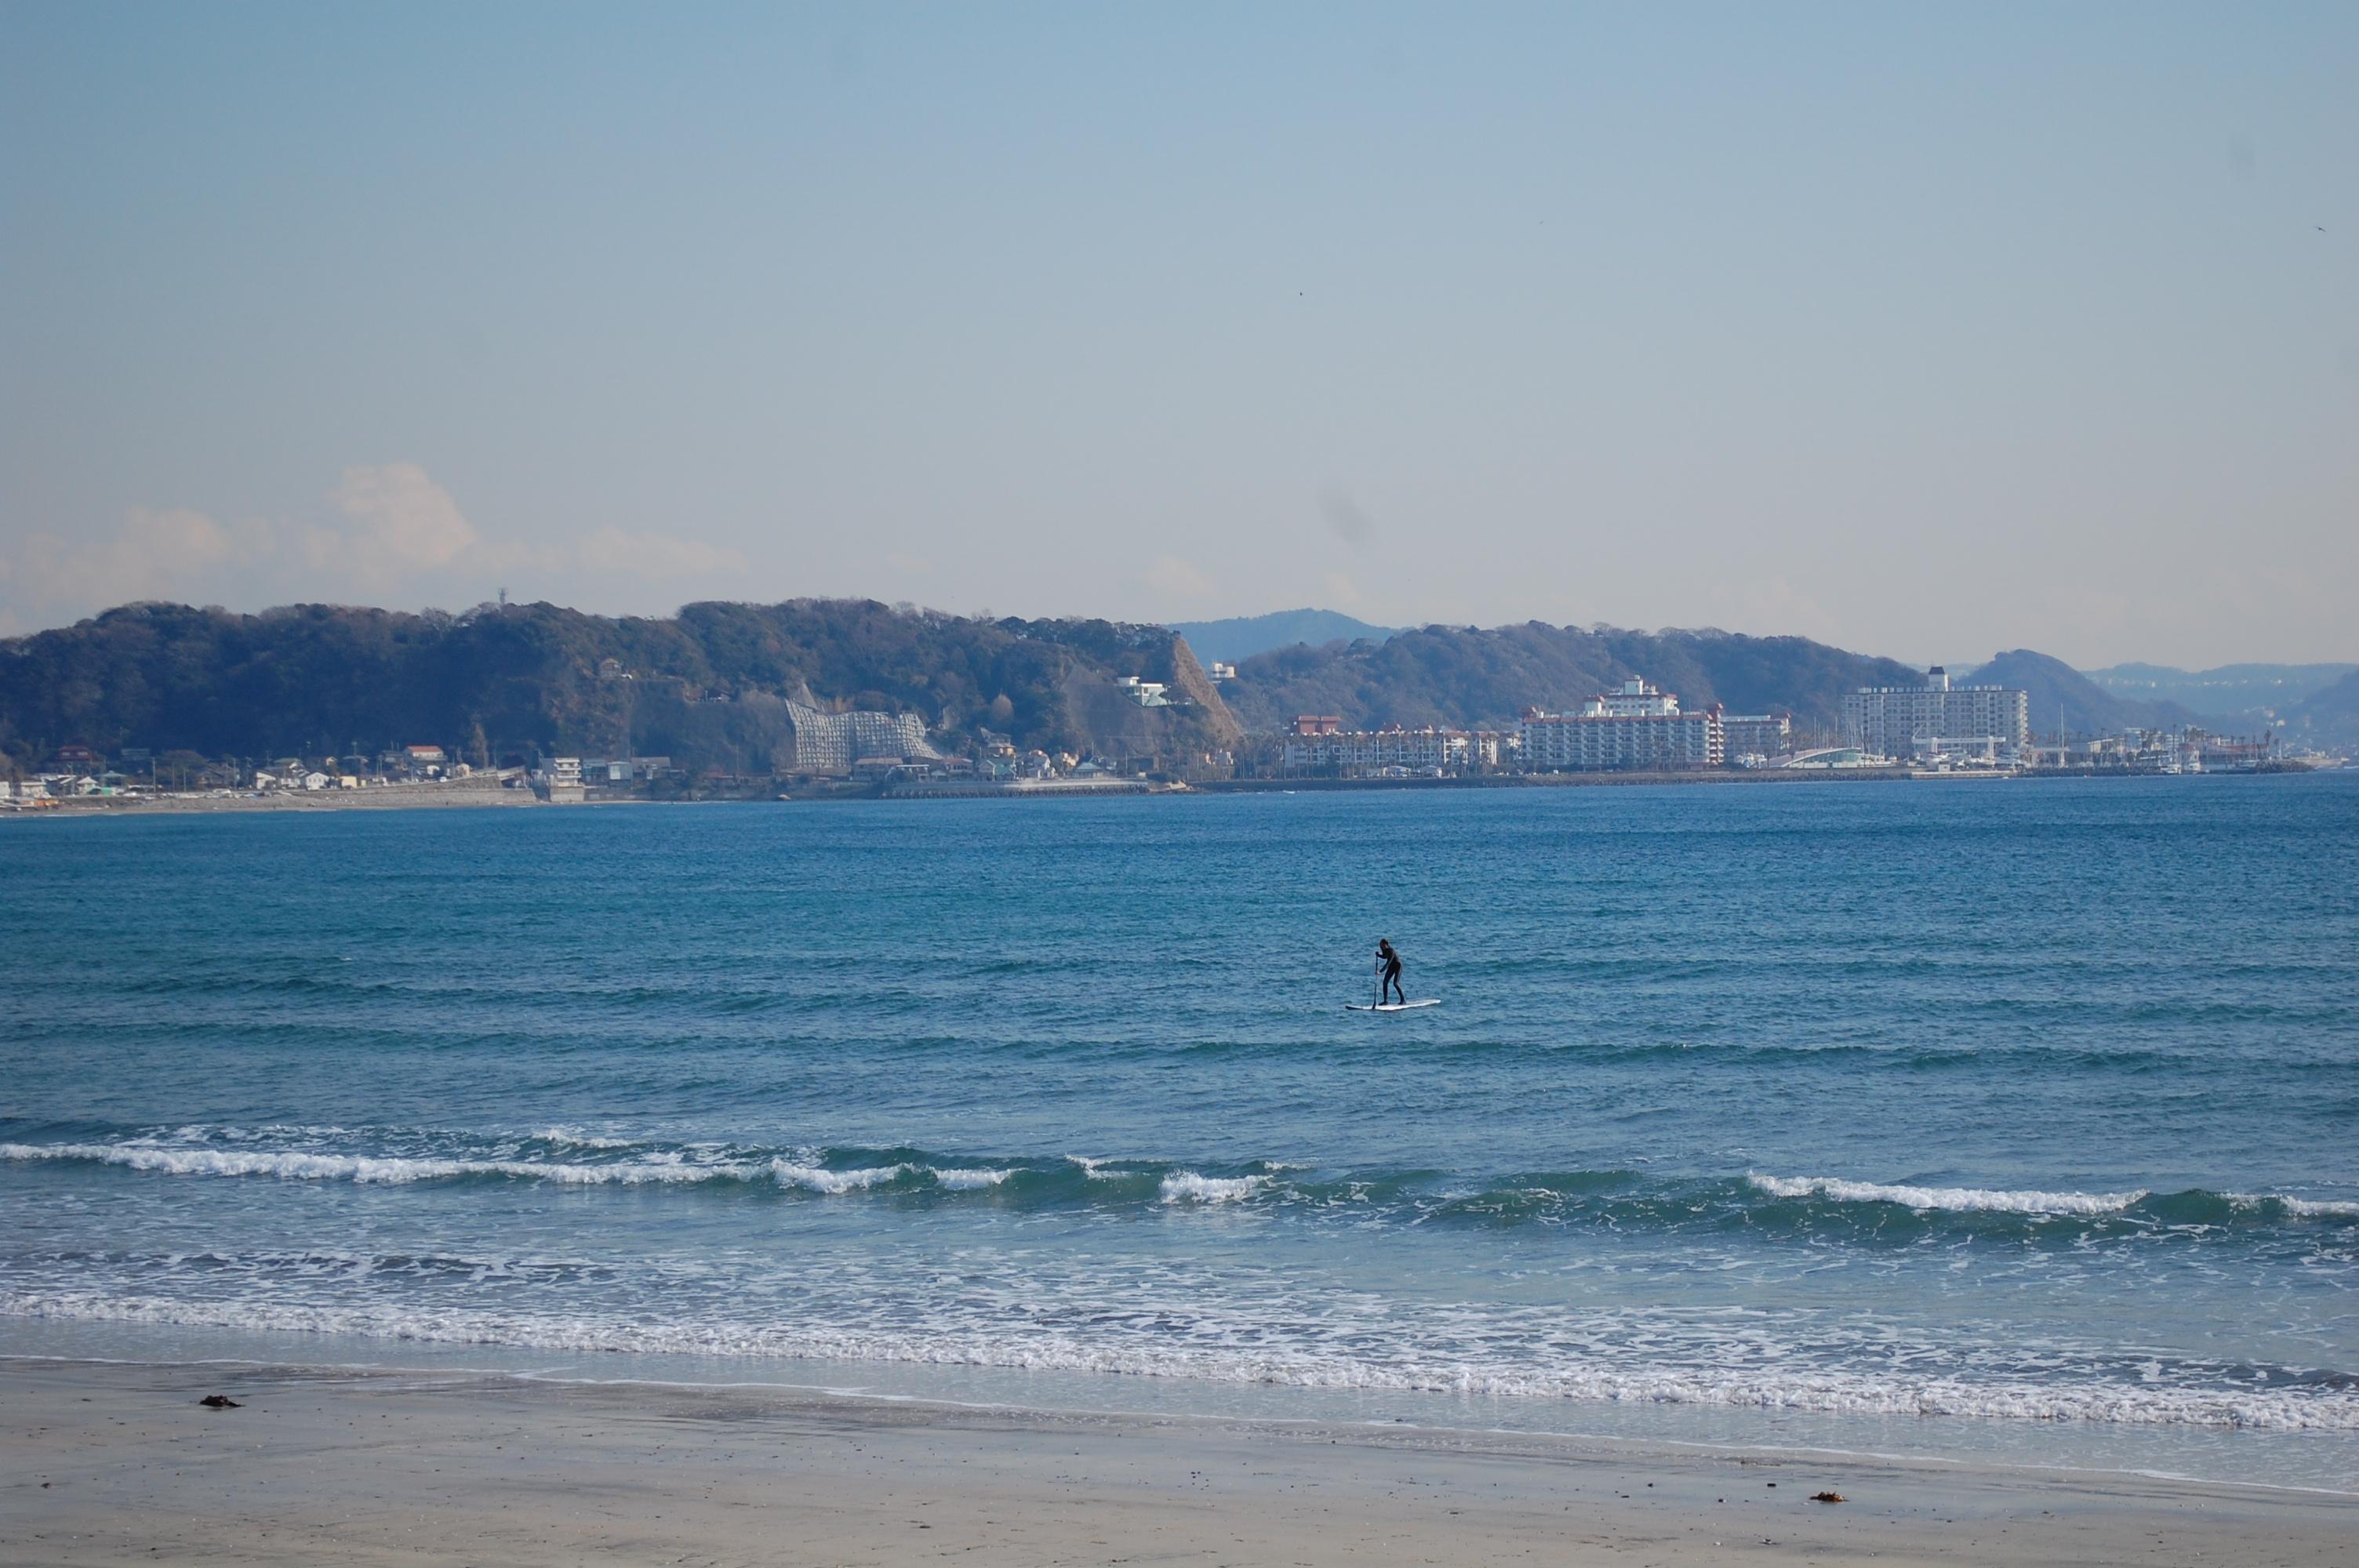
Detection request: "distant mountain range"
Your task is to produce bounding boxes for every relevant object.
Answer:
[1195,614,2353,736]
[5,600,2348,773]
[1959,651,2200,738]
[2282,670,2359,749]
[1169,609,1398,666]
[1217,623,1922,733]
[2077,662,2359,720]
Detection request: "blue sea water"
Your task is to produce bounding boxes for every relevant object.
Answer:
[3,775,2356,1489]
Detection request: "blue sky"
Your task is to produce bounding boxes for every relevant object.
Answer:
[3,2,2352,666]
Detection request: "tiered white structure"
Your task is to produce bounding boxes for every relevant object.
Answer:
[1520,678,1723,771]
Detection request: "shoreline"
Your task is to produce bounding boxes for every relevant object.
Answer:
[7,1357,2354,1566]
[8,762,2340,820]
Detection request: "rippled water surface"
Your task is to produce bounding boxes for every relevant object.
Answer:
[4,775,2355,1487]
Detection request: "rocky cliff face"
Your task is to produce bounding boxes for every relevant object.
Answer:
[1055,635,1241,764]
[1165,636,1243,747]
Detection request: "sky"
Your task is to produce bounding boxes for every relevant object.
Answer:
[2,3,2354,669]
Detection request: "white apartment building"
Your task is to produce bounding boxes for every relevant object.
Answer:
[1520,679,1725,770]
[1720,713,1791,757]
[1280,728,1503,773]
[1842,667,2030,762]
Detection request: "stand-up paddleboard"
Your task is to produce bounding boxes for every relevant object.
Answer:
[1354,948,1435,1011]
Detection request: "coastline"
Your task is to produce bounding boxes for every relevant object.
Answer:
[6,1357,2352,1566]
[10,763,2337,821]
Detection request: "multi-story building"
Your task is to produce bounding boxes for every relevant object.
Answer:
[1520,679,1724,770]
[533,754,586,803]
[1720,713,1791,758]
[1281,727,1497,773]
[1842,667,2030,763]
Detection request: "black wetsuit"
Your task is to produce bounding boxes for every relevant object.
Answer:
[1379,946,1405,1005]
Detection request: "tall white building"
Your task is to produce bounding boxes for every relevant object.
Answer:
[1842,667,2030,762]
[1521,679,1724,770]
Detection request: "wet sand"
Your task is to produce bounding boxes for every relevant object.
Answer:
[3,1358,2349,1566]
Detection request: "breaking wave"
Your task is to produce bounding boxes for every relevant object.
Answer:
[5,1286,2355,1434]
[1158,1171,1269,1204]
[0,1141,742,1187]
[1745,1174,2147,1216]
[5,1136,2352,1241]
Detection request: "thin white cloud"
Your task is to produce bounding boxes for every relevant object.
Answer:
[1322,571,1368,610]
[1145,553,1216,603]
[574,525,746,580]
[1704,575,1840,645]
[316,463,479,583]
[0,464,747,632]
[1,506,264,619]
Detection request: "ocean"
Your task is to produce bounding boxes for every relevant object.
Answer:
[4,775,2355,1490]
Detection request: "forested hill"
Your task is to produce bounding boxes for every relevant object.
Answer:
[1962,650,2197,737]
[0,600,1241,770]
[1218,623,1925,732]
[1170,608,1398,665]
[2286,670,2359,749]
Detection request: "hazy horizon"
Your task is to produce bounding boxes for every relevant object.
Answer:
[5,4,2354,666]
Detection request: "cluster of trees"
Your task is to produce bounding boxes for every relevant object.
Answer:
[1218,622,1928,732]
[0,599,1239,774]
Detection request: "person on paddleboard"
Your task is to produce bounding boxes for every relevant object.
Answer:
[1376,938,1405,1006]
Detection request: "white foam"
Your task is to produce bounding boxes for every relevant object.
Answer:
[8,1288,2354,1434]
[2230,1193,2359,1219]
[1748,1174,2146,1216]
[767,1161,910,1194]
[5,1142,1026,1197]
[0,1142,745,1186]
[1158,1172,1267,1204]
[529,1127,643,1151]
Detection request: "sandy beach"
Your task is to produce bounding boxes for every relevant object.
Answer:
[3,1359,2349,1566]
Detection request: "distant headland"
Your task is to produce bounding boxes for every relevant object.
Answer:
[2,599,2350,808]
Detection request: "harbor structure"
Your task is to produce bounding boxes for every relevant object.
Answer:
[1842,666,2030,764]
[1520,678,1724,771]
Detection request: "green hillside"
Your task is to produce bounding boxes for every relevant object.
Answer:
[0,600,1239,772]
[1218,623,1923,732]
